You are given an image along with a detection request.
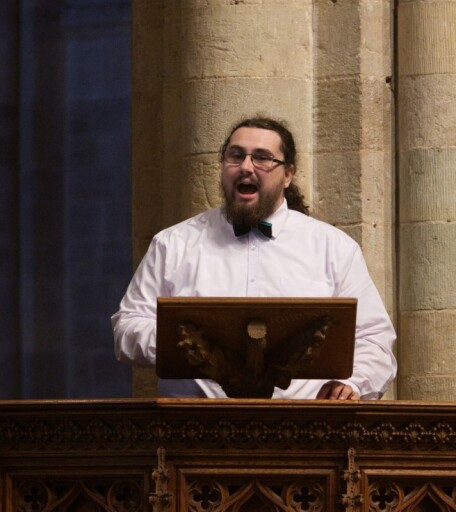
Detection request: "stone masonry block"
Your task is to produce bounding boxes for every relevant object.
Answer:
[315,77,361,152]
[314,151,362,225]
[399,148,456,222]
[360,0,393,78]
[180,1,312,79]
[400,310,456,376]
[398,0,456,76]
[398,74,456,150]
[314,0,360,77]
[397,375,456,401]
[400,222,456,311]
[360,76,393,151]
[316,0,392,78]
[360,150,394,225]
[182,153,223,218]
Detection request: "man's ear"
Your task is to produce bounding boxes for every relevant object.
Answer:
[284,165,295,188]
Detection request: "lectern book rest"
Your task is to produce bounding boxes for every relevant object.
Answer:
[156,297,357,398]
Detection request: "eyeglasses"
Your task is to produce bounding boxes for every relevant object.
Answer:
[223,147,286,172]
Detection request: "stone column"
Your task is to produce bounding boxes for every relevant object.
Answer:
[397,0,456,399]
[131,0,314,396]
[313,1,396,396]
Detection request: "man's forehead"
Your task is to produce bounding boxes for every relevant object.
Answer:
[228,127,282,150]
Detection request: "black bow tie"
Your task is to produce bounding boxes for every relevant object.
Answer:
[233,221,273,238]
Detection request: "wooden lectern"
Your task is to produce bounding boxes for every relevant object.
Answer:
[156,297,357,398]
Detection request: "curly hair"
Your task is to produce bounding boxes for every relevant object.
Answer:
[221,117,309,215]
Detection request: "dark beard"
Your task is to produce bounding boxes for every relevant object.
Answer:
[222,179,285,226]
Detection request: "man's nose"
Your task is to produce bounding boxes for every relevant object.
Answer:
[239,154,255,172]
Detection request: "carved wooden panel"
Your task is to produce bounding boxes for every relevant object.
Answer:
[367,475,456,511]
[186,480,324,511]
[1,400,456,512]
[13,478,143,512]
[178,470,333,512]
[1,402,456,454]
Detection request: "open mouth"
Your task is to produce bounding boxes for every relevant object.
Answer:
[237,183,258,196]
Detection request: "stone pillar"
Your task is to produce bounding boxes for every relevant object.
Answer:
[397,0,456,399]
[131,0,314,396]
[313,1,396,396]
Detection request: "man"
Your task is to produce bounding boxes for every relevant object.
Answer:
[112,117,397,400]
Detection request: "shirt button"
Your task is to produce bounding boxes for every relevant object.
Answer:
[251,245,256,250]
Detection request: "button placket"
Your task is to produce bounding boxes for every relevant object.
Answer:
[246,232,260,296]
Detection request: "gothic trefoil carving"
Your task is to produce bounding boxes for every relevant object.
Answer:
[368,480,456,511]
[186,479,324,511]
[16,479,142,512]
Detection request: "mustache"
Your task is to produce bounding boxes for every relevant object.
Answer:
[234,175,260,188]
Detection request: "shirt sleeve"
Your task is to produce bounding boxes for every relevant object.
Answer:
[337,245,397,399]
[111,235,167,367]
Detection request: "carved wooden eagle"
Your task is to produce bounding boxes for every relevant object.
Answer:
[177,315,333,398]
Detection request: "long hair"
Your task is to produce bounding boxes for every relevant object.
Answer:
[221,117,309,215]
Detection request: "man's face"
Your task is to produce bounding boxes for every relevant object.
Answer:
[221,127,294,226]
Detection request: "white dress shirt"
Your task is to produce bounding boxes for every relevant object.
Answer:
[112,200,397,399]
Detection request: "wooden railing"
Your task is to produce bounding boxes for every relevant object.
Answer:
[1,399,456,511]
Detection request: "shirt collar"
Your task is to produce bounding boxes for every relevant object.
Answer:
[262,198,288,239]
